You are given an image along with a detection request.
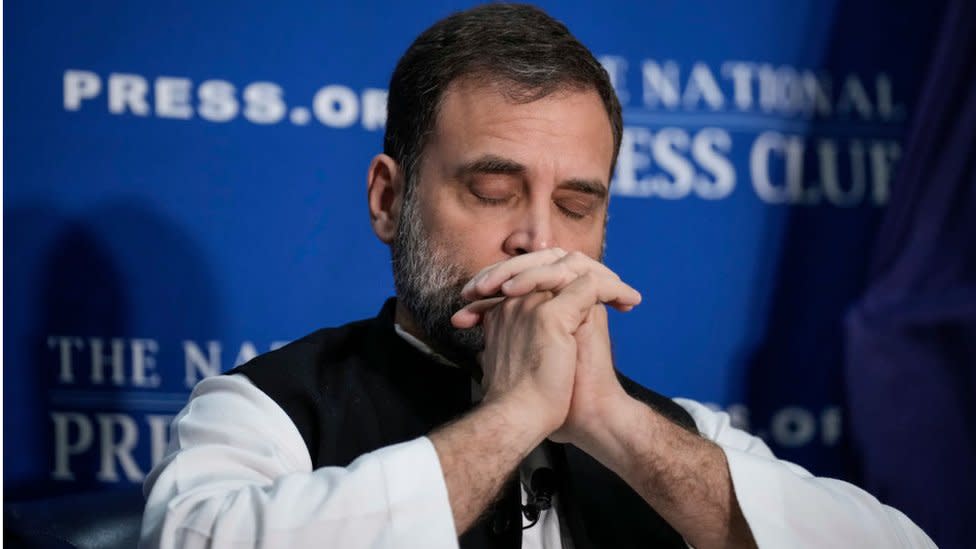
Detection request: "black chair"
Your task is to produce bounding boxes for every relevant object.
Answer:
[4,489,145,548]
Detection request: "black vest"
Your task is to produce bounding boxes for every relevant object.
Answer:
[231,299,695,548]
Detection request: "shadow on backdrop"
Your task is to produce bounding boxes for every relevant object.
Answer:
[5,198,221,500]
[741,0,943,484]
[844,1,976,547]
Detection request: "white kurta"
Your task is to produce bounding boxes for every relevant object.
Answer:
[140,373,935,548]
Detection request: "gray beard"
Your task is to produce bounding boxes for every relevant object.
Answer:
[391,189,485,362]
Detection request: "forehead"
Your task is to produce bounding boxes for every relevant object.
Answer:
[425,78,615,182]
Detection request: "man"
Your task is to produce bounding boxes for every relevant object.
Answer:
[140,4,935,548]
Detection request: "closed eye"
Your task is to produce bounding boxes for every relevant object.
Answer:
[554,193,600,220]
[557,204,587,219]
[468,175,518,205]
[473,193,510,205]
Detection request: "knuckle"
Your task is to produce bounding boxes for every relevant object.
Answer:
[536,292,558,310]
[473,278,488,293]
[534,301,556,324]
[530,293,551,309]
[557,263,573,281]
[567,250,587,263]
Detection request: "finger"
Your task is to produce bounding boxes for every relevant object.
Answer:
[451,296,506,328]
[499,263,579,295]
[550,252,641,310]
[505,272,641,311]
[499,256,641,310]
[550,272,641,319]
[462,247,566,300]
[461,248,566,300]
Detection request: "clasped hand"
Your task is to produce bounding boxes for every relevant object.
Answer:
[451,249,642,444]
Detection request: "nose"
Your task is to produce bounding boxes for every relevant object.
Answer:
[502,200,556,256]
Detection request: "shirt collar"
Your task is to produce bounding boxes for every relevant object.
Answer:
[393,323,462,369]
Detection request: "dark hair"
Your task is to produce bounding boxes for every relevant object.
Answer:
[383,3,623,191]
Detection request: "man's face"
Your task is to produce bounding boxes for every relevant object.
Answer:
[393,79,614,360]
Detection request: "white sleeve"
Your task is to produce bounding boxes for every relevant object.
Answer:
[673,398,935,549]
[139,373,459,549]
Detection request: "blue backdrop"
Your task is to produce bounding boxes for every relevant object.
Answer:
[4,0,948,533]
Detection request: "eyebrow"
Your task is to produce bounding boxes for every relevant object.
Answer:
[455,154,608,200]
[454,154,526,178]
[559,178,608,201]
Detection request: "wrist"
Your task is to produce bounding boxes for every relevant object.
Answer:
[573,395,661,475]
[569,386,639,442]
[478,390,556,447]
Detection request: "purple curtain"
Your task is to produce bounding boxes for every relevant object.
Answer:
[844,1,976,547]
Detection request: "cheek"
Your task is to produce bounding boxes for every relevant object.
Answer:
[555,217,606,259]
[450,230,510,273]
[421,193,506,251]
[421,207,509,273]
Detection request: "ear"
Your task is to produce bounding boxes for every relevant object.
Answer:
[366,153,403,244]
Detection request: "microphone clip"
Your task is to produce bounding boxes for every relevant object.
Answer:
[521,467,556,529]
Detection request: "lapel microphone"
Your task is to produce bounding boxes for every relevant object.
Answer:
[520,446,558,528]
